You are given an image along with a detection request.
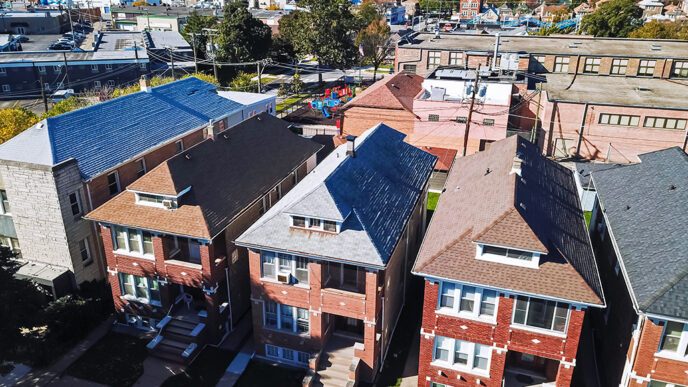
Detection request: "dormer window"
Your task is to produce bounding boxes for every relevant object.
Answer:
[136,193,177,209]
[476,244,541,269]
[290,215,341,233]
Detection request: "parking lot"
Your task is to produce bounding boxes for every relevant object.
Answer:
[19,27,94,52]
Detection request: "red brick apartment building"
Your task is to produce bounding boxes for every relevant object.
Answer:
[235,125,436,385]
[459,0,482,19]
[412,136,605,386]
[588,147,688,387]
[86,114,321,361]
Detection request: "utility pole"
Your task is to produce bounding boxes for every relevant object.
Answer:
[257,60,261,93]
[531,82,542,143]
[39,73,48,113]
[191,32,198,73]
[203,28,219,81]
[462,64,480,157]
[62,52,71,88]
[167,47,176,80]
[134,41,140,78]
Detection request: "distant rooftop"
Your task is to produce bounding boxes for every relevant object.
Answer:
[398,32,688,59]
[593,147,688,320]
[543,74,688,109]
[0,77,243,181]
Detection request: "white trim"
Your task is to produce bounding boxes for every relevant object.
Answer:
[436,281,498,323]
[510,295,571,336]
[264,344,310,367]
[262,300,310,335]
[655,319,688,361]
[119,272,162,306]
[112,226,155,258]
[475,244,541,269]
[431,335,492,377]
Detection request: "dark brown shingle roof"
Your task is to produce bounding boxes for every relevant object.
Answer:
[87,113,323,239]
[413,136,604,305]
[343,71,423,113]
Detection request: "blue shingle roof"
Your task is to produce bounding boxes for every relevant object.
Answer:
[0,77,244,181]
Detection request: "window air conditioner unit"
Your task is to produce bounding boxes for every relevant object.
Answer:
[162,199,173,209]
[277,273,291,284]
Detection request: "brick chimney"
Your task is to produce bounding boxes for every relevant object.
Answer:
[346,135,356,158]
[139,75,151,93]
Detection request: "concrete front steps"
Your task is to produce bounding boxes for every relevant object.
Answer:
[147,317,204,363]
[313,336,358,387]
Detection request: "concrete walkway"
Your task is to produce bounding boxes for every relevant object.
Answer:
[132,357,185,387]
[14,316,115,387]
[216,338,254,387]
[399,327,421,387]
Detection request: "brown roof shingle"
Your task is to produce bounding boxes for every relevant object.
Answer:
[343,71,423,113]
[413,136,604,305]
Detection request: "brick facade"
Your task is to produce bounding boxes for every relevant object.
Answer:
[418,279,586,387]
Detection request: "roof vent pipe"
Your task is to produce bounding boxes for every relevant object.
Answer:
[492,33,500,70]
[139,75,151,93]
[346,135,356,158]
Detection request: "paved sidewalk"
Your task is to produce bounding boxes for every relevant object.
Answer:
[132,357,185,387]
[216,338,254,387]
[14,316,115,387]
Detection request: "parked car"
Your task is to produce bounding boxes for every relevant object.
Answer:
[15,35,29,42]
[49,42,74,50]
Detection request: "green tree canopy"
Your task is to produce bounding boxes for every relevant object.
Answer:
[356,0,383,26]
[629,20,688,39]
[580,0,643,37]
[181,11,218,58]
[278,0,360,71]
[216,2,272,63]
[355,18,392,81]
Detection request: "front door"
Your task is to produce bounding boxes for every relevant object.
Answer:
[334,316,364,338]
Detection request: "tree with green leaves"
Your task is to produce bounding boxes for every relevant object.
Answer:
[0,246,45,363]
[278,0,360,82]
[181,11,218,59]
[355,18,393,81]
[356,0,383,26]
[0,106,39,144]
[216,2,272,64]
[630,20,688,39]
[580,0,643,37]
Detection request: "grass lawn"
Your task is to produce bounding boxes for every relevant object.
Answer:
[427,192,440,211]
[66,332,149,387]
[234,359,306,387]
[584,211,592,228]
[162,347,236,387]
[276,93,309,113]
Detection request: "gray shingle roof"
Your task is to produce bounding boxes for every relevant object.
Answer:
[235,124,436,267]
[592,147,688,319]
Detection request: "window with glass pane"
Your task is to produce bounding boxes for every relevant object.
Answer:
[638,60,656,76]
[583,57,600,73]
[460,286,476,312]
[644,116,687,130]
[265,301,278,328]
[69,192,81,216]
[0,190,9,213]
[610,59,628,75]
[660,321,684,352]
[449,52,462,66]
[474,344,490,370]
[434,336,451,362]
[526,298,555,329]
[453,340,470,365]
[431,383,449,387]
[298,352,309,364]
[674,61,688,78]
[121,273,135,296]
[428,51,441,68]
[135,276,148,299]
[553,57,569,72]
[266,344,279,357]
[309,218,321,228]
[439,283,455,308]
[292,216,306,227]
[513,296,528,324]
[281,305,294,331]
[115,227,127,250]
[142,232,154,255]
[296,308,309,333]
[107,172,119,195]
[483,245,533,261]
[79,239,90,262]
[262,252,275,278]
[278,253,292,272]
[323,220,337,232]
[295,257,309,283]
[480,290,496,316]
[553,302,569,332]
[282,349,294,360]
[127,229,141,253]
[148,279,160,303]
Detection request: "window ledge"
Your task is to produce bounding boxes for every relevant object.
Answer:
[260,277,310,288]
[322,287,366,298]
[435,309,496,325]
[263,326,311,338]
[166,259,202,269]
[654,351,688,363]
[429,361,490,378]
[120,295,161,307]
[113,250,155,260]
[510,324,567,338]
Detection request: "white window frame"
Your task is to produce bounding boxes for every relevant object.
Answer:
[112,226,155,258]
[449,52,463,66]
[292,169,299,185]
[91,64,99,72]
[135,158,147,178]
[260,250,309,285]
[94,80,101,89]
[476,244,540,268]
[610,58,628,75]
[290,216,341,233]
[107,80,115,88]
[0,189,10,214]
[673,61,688,78]
[553,56,569,72]
[105,63,113,70]
[79,237,92,265]
[583,57,601,74]
[638,60,656,76]
[643,116,687,130]
[1,84,9,92]
[53,65,62,73]
[598,113,640,127]
[119,273,161,306]
[656,320,688,361]
[262,301,310,335]
[38,65,46,73]
[427,51,441,68]
[107,171,120,195]
[264,344,310,366]
[436,281,498,322]
[431,336,492,376]
[0,67,6,75]
[124,313,158,331]
[511,295,571,336]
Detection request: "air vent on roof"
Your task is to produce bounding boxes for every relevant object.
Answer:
[185,154,191,160]
[187,89,198,96]
[568,44,578,48]
[651,44,661,50]
[636,87,652,92]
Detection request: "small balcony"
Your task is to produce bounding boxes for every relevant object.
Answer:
[322,262,366,294]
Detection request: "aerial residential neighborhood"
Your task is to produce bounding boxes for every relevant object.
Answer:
[0,0,686,387]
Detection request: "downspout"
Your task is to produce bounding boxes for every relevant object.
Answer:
[683,124,688,152]
[575,102,589,159]
[225,266,233,332]
[624,314,645,386]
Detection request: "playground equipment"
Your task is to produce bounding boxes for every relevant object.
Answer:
[463,15,580,30]
[308,85,354,118]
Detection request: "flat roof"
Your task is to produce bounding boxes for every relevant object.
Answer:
[97,31,146,51]
[543,74,688,110]
[398,32,688,59]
